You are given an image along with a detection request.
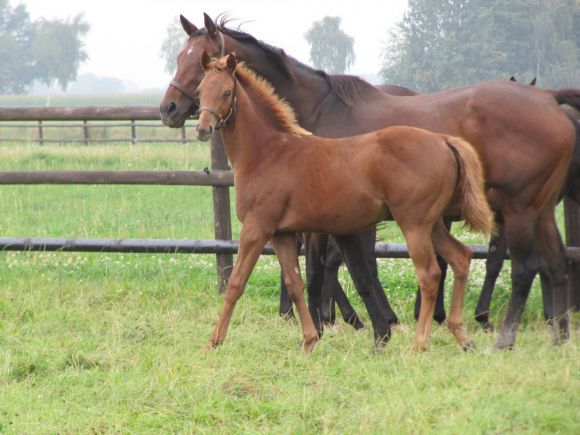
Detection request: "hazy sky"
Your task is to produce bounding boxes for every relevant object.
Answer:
[17,0,408,90]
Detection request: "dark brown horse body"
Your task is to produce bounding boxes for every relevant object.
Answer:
[194,53,491,351]
[160,14,576,349]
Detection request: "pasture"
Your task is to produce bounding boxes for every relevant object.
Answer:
[0,141,578,433]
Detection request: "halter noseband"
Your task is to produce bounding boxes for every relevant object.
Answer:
[198,97,237,130]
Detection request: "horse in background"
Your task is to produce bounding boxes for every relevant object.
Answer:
[160,14,576,349]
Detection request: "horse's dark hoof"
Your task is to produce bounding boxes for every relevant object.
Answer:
[494,336,515,351]
[346,314,365,330]
[462,340,476,352]
[373,332,391,351]
[480,322,494,334]
[434,313,447,325]
[280,309,294,320]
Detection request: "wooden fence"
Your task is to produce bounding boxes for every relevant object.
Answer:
[0,106,192,144]
[0,105,578,306]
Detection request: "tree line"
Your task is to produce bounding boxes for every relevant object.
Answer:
[0,0,88,94]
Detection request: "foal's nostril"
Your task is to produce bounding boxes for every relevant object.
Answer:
[167,102,177,115]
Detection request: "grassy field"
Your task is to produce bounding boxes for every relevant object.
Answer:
[0,142,578,433]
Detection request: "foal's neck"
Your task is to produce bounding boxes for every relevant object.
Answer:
[220,82,281,170]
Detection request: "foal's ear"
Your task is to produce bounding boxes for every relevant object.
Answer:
[204,13,218,36]
[529,77,537,86]
[509,75,516,82]
[201,50,212,70]
[226,53,237,72]
[180,15,198,36]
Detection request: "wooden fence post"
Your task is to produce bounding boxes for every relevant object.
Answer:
[83,120,89,145]
[37,120,43,145]
[564,197,580,310]
[210,133,233,293]
[130,119,137,145]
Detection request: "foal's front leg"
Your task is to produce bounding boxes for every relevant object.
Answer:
[272,233,319,352]
[205,222,270,352]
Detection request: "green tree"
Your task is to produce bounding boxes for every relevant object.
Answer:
[305,16,355,73]
[381,0,579,91]
[0,0,35,93]
[160,17,187,75]
[0,0,89,93]
[32,15,89,89]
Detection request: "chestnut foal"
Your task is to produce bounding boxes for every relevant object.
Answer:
[196,53,492,352]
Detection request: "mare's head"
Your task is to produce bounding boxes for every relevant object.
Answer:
[160,14,228,128]
[196,52,237,141]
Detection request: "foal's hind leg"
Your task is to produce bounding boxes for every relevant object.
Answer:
[432,221,474,350]
[272,233,319,352]
[400,224,441,352]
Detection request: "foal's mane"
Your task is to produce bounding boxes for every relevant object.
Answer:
[233,62,311,137]
[215,16,377,108]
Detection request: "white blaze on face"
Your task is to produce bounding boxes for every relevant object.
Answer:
[187,47,193,56]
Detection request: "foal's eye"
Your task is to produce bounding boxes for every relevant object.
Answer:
[224,90,232,97]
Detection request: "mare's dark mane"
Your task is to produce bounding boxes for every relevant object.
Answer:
[215,16,377,108]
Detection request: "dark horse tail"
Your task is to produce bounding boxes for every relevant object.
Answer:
[445,136,494,236]
[548,88,580,113]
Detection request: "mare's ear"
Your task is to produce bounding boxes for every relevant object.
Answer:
[509,75,516,82]
[529,77,537,86]
[201,50,212,70]
[226,53,237,72]
[180,15,198,36]
[204,13,218,36]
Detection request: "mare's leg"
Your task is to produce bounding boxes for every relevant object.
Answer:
[539,272,554,323]
[359,226,399,326]
[205,222,269,352]
[332,233,392,348]
[535,211,569,344]
[413,220,451,324]
[305,232,328,337]
[271,233,319,352]
[401,224,441,352]
[475,220,508,332]
[432,221,474,350]
[495,213,539,350]
[322,237,364,329]
[279,234,302,319]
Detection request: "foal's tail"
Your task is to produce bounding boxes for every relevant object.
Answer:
[548,87,580,113]
[445,136,494,236]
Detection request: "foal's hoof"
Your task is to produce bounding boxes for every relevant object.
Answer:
[302,337,318,353]
[462,340,476,352]
[373,333,391,351]
[482,323,495,334]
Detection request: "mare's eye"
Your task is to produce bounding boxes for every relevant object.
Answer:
[224,90,232,97]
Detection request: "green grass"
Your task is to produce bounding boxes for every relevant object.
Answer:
[0,142,578,433]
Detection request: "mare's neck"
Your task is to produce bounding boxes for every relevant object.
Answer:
[220,81,279,170]
[239,52,331,130]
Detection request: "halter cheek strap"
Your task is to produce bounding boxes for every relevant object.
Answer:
[169,29,226,102]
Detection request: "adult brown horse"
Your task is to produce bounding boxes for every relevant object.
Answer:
[160,14,575,350]
[194,52,492,352]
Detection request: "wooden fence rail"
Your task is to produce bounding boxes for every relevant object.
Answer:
[0,106,194,145]
[0,105,578,303]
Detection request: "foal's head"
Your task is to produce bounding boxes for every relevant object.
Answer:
[196,52,237,141]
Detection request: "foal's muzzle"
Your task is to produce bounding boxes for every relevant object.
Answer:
[196,124,213,142]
